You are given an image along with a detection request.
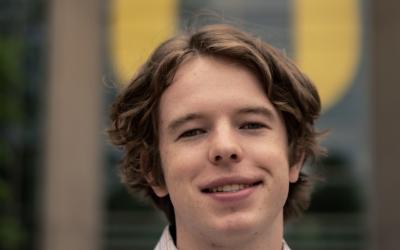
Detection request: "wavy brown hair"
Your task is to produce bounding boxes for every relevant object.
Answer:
[108,24,325,224]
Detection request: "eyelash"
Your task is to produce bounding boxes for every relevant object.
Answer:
[178,122,267,140]
[240,122,267,130]
[178,129,206,139]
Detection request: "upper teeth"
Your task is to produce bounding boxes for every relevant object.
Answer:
[210,184,251,193]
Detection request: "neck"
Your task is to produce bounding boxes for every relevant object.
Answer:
[175,212,285,250]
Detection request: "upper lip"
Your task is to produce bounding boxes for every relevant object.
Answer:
[199,176,263,192]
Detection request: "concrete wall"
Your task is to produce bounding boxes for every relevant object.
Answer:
[42,1,102,250]
[371,0,400,249]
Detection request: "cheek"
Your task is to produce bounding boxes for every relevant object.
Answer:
[159,145,206,210]
[159,144,204,186]
[247,137,290,166]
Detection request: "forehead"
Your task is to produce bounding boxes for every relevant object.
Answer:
[158,56,279,124]
[171,55,263,90]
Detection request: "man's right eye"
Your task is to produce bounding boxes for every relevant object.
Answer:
[178,129,205,139]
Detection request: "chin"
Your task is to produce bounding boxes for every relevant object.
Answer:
[212,214,259,235]
[210,209,283,237]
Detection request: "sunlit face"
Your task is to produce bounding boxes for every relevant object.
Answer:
[152,56,302,248]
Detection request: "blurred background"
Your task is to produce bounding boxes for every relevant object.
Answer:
[1,0,399,250]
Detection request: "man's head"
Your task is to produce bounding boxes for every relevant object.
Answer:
[108,24,324,227]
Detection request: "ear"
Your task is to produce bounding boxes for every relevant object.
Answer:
[145,173,169,198]
[289,153,305,183]
[151,185,169,198]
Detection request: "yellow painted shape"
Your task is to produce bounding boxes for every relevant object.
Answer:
[293,0,360,111]
[110,0,177,83]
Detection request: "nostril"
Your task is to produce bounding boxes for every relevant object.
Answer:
[213,153,239,162]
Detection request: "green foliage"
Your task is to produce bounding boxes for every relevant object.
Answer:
[0,1,45,250]
[0,179,11,204]
[0,217,25,249]
[0,38,23,86]
[0,36,26,250]
[0,38,24,123]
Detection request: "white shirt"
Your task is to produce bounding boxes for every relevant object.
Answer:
[154,226,291,250]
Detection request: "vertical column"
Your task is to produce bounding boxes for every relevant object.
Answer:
[371,0,400,249]
[42,0,102,250]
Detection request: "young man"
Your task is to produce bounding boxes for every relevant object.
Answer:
[108,24,324,250]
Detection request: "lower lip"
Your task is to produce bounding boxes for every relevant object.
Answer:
[204,184,259,203]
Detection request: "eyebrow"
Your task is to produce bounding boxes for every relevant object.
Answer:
[167,113,205,132]
[236,106,275,120]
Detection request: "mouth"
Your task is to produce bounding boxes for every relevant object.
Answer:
[201,181,263,194]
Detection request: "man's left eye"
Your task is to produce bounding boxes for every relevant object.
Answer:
[240,122,266,130]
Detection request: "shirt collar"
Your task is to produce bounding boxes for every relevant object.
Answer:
[154,226,291,250]
[154,226,176,250]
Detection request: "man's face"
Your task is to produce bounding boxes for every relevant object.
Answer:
[152,56,301,245]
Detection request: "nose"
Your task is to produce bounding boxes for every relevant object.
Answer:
[208,126,243,165]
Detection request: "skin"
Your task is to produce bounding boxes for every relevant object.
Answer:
[151,56,302,250]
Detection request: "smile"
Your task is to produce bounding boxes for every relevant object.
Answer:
[202,181,262,193]
[211,184,251,193]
